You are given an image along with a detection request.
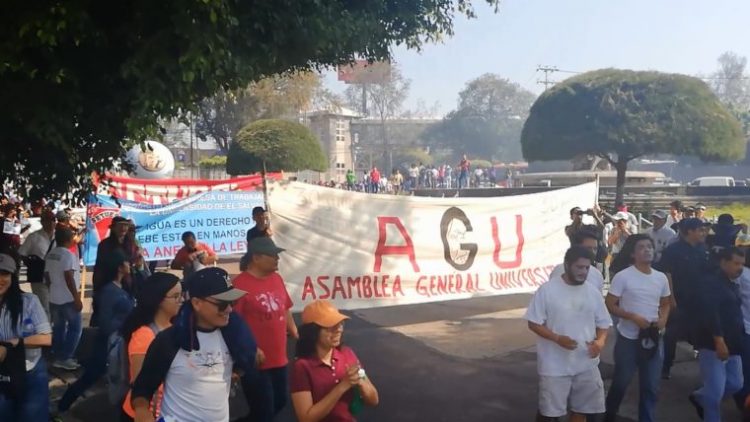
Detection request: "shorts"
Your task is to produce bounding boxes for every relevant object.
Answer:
[539,367,605,417]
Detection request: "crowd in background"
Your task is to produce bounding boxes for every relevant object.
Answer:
[305,156,520,194]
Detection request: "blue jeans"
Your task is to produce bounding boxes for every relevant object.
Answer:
[735,332,750,407]
[58,334,109,412]
[694,349,743,422]
[458,172,468,189]
[50,302,82,360]
[0,358,49,421]
[240,366,288,422]
[605,333,663,422]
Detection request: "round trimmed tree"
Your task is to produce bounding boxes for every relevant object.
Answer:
[521,69,746,204]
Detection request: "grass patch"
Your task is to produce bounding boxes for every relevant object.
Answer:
[709,203,750,223]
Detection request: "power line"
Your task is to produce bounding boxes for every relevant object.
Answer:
[536,65,559,90]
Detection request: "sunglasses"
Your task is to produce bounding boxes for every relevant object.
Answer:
[202,298,235,312]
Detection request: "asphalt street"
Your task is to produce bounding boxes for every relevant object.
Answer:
[46,261,742,422]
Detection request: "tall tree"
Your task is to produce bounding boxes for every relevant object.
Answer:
[425,74,535,160]
[345,64,411,171]
[521,69,745,204]
[710,52,750,109]
[194,71,320,152]
[1,0,498,201]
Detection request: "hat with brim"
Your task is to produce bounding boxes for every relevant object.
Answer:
[186,267,247,301]
[680,218,711,232]
[736,233,750,247]
[614,211,629,221]
[110,216,130,227]
[302,300,349,328]
[0,254,17,274]
[651,210,668,220]
[247,237,285,257]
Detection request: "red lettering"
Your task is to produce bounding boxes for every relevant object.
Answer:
[347,277,361,298]
[317,276,331,299]
[302,276,316,301]
[491,215,525,269]
[392,275,404,296]
[380,275,390,298]
[373,217,420,272]
[362,276,373,298]
[416,276,429,296]
[331,276,346,299]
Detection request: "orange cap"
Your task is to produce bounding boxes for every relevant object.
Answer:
[301,300,349,328]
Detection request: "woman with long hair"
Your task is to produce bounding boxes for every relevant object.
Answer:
[290,300,378,422]
[0,253,52,420]
[120,272,182,422]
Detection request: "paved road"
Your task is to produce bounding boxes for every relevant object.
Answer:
[47,260,741,422]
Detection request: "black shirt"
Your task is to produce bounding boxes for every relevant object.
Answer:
[246,226,269,244]
[655,240,712,310]
[692,273,744,355]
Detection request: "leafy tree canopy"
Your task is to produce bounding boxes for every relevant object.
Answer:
[226,119,327,175]
[425,74,535,161]
[1,0,498,201]
[194,71,322,153]
[521,68,745,203]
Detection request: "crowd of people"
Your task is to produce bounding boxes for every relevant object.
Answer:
[306,155,519,194]
[529,201,750,422]
[0,197,379,422]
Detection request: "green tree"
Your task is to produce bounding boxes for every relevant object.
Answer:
[195,71,321,153]
[425,74,535,161]
[521,69,745,204]
[1,0,498,201]
[227,119,327,176]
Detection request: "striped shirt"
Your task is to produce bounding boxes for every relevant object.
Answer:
[0,293,52,370]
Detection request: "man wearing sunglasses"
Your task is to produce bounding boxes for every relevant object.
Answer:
[131,268,258,422]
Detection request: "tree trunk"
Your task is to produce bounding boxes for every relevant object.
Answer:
[614,159,629,206]
[262,160,270,212]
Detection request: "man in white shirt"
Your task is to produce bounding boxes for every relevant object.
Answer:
[604,234,671,422]
[525,246,612,422]
[644,210,677,264]
[131,268,253,422]
[44,228,82,370]
[549,230,605,294]
[18,210,56,317]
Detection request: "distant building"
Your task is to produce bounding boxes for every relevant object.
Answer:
[350,118,439,171]
[303,107,360,183]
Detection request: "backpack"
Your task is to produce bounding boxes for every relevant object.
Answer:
[107,323,159,406]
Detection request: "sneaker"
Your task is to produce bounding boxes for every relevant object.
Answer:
[688,393,704,420]
[52,359,80,370]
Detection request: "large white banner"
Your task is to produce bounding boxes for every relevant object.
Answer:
[269,181,598,311]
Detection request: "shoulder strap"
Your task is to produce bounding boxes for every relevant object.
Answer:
[148,322,160,336]
[45,239,56,258]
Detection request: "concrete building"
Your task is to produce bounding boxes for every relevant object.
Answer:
[302,107,360,183]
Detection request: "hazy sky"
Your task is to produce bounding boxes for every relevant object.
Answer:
[322,0,750,115]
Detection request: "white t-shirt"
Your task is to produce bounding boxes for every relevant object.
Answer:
[644,226,677,262]
[608,265,671,340]
[524,276,612,377]
[45,247,80,305]
[549,263,605,294]
[161,330,233,422]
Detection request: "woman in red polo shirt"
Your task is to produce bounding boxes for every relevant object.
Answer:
[290,300,379,422]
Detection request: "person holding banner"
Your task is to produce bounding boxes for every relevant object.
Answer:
[171,231,217,279]
[290,300,379,422]
[246,207,272,244]
[233,237,297,422]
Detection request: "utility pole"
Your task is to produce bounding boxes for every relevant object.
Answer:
[536,65,559,90]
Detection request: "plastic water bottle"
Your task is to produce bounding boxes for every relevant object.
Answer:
[349,368,366,415]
